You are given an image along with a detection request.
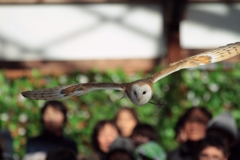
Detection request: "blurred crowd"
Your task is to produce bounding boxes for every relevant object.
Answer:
[0,101,240,160]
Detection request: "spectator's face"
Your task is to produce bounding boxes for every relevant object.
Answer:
[98,123,119,153]
[42,106,65,132]
[184,109,209,142]
[116,110,138,137]
[199,146,227,160]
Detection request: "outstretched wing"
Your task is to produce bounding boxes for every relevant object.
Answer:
[21,82,126,100]
[151,42,240,83]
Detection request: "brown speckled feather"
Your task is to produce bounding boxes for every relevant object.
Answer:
[22,82,126,100]
[151,42,240,83]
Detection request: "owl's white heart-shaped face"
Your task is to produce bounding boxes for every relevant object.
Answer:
[128,83,153,106]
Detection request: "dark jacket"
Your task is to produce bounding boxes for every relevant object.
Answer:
[26,130,78,154]
[167,141,200,160]
[0,130,14,160]
[229,128,240,160]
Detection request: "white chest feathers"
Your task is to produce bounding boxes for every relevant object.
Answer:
[128,83,153,105]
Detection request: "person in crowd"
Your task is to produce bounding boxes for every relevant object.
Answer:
[114,107,139,137]
[25,101,77,157]
[46,148,77,160]
[136,141,166,160]
[197,136,228,160]
[91,120,120,160]
[130,123,158,148]
[0,129,14,160]
[167,107,212,160]
[174,115,188,144]
[206,112,238,160]
[131,123,166,160]
[107,136,135,160]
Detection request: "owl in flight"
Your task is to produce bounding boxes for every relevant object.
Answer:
[22,42,240,106]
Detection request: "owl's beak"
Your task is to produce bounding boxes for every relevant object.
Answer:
[137,95,142,101]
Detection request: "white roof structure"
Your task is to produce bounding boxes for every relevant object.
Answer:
[180,3,240,49]
[0,4,166,61]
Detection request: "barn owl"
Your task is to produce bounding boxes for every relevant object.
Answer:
[22,42,240,106]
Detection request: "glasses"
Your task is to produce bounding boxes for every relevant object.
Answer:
[199,154,225,160]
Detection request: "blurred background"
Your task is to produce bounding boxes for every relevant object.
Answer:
[0,0,240,159]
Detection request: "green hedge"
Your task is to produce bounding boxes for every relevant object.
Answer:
[0,64,240,159]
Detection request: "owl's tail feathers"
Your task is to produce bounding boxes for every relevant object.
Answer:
[21,84,82,101]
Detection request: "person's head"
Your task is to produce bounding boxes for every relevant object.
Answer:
[135,141,166,160]
[107,137,135,160]
[114,107,139,137]
[40,101,67,133]
[131,123,158,147]
[198,136,228,160]
[46,148,77,160]
[92,120,120,153]
[207,112,238,149]
[182,107,212,142]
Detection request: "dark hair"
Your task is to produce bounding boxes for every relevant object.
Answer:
[40,101,68,124]
[91,120,120,153]
[131,123,158,142]
[207,128,235,148]
[107,149,135,160]
[183,107,212,122]
[46,148,77,160]
[174,106,212,137]
[114,107,139,124]
[197,136,228,159]
[0,145,3,160]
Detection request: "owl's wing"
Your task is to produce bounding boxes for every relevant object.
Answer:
[21,82,126,100]
[151,42,240,83]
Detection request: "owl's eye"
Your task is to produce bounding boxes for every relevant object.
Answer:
[134,91,137,95]
[143,91,146,95]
